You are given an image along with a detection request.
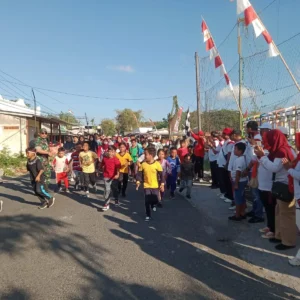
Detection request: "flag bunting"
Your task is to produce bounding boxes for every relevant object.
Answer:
[201,20,234,91]
[237,0,279,57]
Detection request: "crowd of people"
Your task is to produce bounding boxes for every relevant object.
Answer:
[1,121,300,267]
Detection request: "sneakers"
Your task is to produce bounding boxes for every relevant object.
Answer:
[228,215,242,222]
[48,198,55,208]
[145,216,152,222]
[289,257,300,266]
[179,188,184,193]
[115,201,120,207]
[58,187,63,193]
[66,189,70,193]
[152,206,157,212]
[229,205,236,210]
[248,217,264,224]
[102,204,110,211]
[93,184,97,192]
[85,191,90,198]
[224,198,232,203]
[261,232,275,239]
[38,202,48,210]
[220,194,226,200]
[259,227,270,233]
[0,200,3,212]
[275,244,295,251]
[74,184,79,190]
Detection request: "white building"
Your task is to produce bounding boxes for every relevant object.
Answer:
[0,97,68,154]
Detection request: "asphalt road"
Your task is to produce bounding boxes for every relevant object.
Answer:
[0,176,300,300]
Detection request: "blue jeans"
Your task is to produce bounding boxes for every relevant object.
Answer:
[234,181,248,205]
[167,175,177,195]
[180,179,193,196]
[251,187,264,218]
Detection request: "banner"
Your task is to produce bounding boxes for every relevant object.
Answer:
[172,107,183,133]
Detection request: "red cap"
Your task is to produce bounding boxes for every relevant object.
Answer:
[198,130,204,136]
[222,128,233,135]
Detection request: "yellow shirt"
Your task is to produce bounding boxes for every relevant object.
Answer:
[139,161,163,189]
[116,152,133,173]
[79,151,98,173]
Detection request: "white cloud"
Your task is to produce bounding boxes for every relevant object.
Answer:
[106,65,135,73]
[217,85,256,100]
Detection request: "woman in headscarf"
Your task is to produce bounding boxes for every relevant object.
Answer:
[89,135,98,153]
[255,129,296,251]
[79,135,85,144]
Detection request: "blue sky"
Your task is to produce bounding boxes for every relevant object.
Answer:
[0,0,299,123]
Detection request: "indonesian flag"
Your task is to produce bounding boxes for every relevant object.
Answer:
[201,20,233,91]
[237,0,279,57]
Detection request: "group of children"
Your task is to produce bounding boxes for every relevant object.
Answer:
[24,136,197,221]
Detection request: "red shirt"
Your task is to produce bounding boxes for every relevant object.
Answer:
[191,132,205,157]
[101,156,121,179]
[71,151,82,171]
[177,147,189,163]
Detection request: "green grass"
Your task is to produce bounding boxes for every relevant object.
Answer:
[0,147,27,176]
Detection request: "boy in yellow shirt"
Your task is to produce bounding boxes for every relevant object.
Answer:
[136,147,165,221]
[116,142,133,197]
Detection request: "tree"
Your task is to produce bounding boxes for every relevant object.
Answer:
[156,118,168,129]
[48,112,80,129]
[188,109,240,133]
[100,119,116,136]
[115,109,143,134]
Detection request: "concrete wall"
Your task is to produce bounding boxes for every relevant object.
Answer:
[0,115,28,155]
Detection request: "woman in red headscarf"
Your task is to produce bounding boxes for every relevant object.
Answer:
[97,138,109,161]
[255,129,296,251]
[190,129,206,182]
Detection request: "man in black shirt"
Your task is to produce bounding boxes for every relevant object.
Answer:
[26,148,55,209]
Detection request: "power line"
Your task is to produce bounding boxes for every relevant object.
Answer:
[0,78,173,101]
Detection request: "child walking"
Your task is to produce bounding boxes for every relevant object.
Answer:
[101,146,121,211]
[26,147,55,209]
[166,147,180,199]
[136,147,165,221]
[229,143,248,221]
[79,142,98,198]
[70,144,83,190]
[52,147,70,193]
[157,149,171,205]
[116,142,133,197]
[179,154,194,199]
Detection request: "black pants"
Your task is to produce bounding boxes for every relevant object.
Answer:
[118,173,129,195]
[83,172,96,191]
[144,189,159,217]
[219,168,233,200]
[218,167,227,194]
[32,181,52,204]
[210,161,219,187]
[194,156,204,179]
[259,190,276,233]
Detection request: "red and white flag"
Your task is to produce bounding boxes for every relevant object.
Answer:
[201,19,233,91]
[237,0,279,57]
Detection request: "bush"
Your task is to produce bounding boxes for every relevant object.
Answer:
[0,147,27,176]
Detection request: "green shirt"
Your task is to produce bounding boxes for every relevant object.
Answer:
[130,147,139,163]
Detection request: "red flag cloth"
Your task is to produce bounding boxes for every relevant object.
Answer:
[206,38,215,51]
[244,5,257,26]
[262,30,272,44]
[224,74,230,85]
[215,56,222,68]
[251,161,258,178]
[201,21,208,32]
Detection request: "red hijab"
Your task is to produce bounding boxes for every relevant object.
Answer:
[266,130,294,162]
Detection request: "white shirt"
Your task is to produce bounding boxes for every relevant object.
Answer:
[228,140,248,172]
[259,156,289,185]
[257,153,273,192]
[217,139,234,167]
[288,161,300,200]
[208,140,219,162]
[231,156,248,182]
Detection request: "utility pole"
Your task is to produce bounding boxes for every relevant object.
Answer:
[32,89,37,133]
[85,113,89,134]
[195,52,201,131]
[238,18,244,131]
